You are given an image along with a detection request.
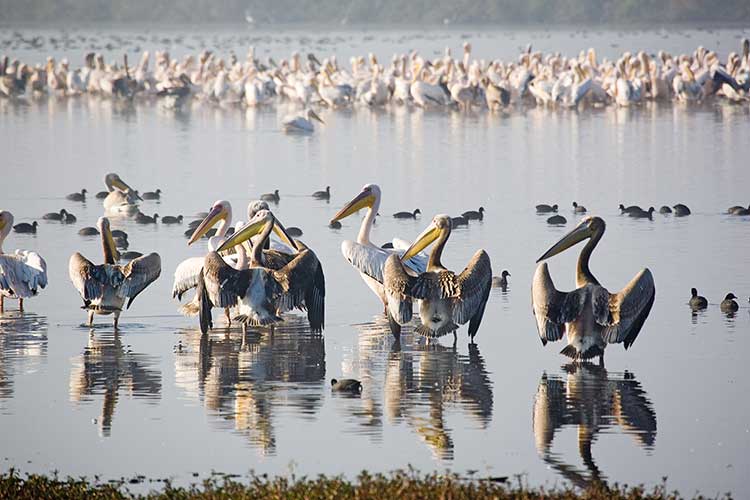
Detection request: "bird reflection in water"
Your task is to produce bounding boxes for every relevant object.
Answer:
[532,364,656,488]
[69,331,161,437]
[337,317,493,460]
[0,312,48,401]
[174,316,325,455]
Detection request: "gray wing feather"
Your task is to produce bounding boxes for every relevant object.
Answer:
[273,248,326,332]
[531,263,585,345]
[68,252,106,302]
[119,253,162,308]
[341,240,427,284]
[452,250,492,326]
[382,253,414,324]
[600,268,655,349]
[202,252,248,309]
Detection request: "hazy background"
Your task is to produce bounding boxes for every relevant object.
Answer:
[1,0,750,25]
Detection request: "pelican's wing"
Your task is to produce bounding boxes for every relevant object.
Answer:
[202,252,249,309]
[119,253,162,309]
[68,252,107,303]
[0,251,48,298]
[532,374,567,455]
[172,256,204,300]
[341,240,426,284]
[451,250,492,336]
[262,250,295,271]
[273,249,326,332]
[596,269,655,349]
[382,253,414,325]
[612,375,657,449]
[390,238,428,275]
[531,263,586,345]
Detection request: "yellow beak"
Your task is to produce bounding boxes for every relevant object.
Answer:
[103,225,121,262]
[216,213,299,253]
[536,222,592,263]
[330,190,375,224]
[188,204,226,246]
[310,110,325,125]
[401,222,441,262]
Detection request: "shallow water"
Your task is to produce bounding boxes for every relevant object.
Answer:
[1,26,750,496]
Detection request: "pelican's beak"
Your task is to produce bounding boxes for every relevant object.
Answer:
[536,221,592,263]
[270,216,300,252]
[401,221,441,262]
[104,226,120,262]
[311,110,325,124]
[188,204,226,245]
[112,176,134,193]
[216,215,269,252]
[0,219,5,232]
[330,189,375,223]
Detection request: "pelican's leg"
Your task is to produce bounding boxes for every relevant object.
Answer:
[18,298,23,313]
[88,310,94,327]
[0,295,4,312]
[224,308,231,327]
[113,312,120,330]
[598,352,604,367]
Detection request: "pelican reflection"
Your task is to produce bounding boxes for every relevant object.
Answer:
[69,332,161,437]
[0,312,48,401]
[174,317,325,455]
[532,364,656,488]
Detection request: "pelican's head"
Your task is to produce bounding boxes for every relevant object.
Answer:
[104,173,136,194]
[306,109,325,125]
[330,184,380,223]
[97,216,120,261]
[536,216,605,263]
[188,200,231,245]
[247,200,270,221]
[0,210,13,238]
[401,214,451,262]
[216,209,297,253]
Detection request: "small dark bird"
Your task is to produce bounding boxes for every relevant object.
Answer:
[393,209,421,219]
[78,226,99,236]
[673,204,691,216]
[135,212,159,224]
[329,220,342,229]
[95,191,109,199]
[260,189,280,203]
[381,242,394,249]
[287,227,303,237]
[331,378,362,393]
[451,216,468,227]
[66,189,87,202]
[629,207,655,219]
[120,251,143,260]
[689,288,708,310]
[572,202,587,213]
[62,211,76,223]
[547,215,567,225]
[720,293,739,313]
[13,221,38,234]
[619,204,643,214]
[312,186,330,199]
[161,215,183,224]
[536,204,558,213]
[659,206,672,214]
[142,189,162,200]
[462,207,485,220]
[113,236,129,250]
[111,229,128,240]
[492,270,510,290]
[43,209,67,221]
[727,204,750,215]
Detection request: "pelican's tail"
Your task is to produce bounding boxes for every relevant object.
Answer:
[560,344,604,361]
[414,321,459,338]
[233,314,283,327]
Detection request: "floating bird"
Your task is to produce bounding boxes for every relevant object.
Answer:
[673,204,691,216]
[492,270,510,290]
[547,215,567,225]
[142,189,162,200]
[628,207,655,219]
[536,204,558,213]
[312,186,330,200]
[78,227,99,236]
[102,173,141,212]
[532,216,655,362]
[393,209,421,219]
[260,189,280,203]
[287,227,303,237]
[69,217,161,329]
[43,209,68,221]
[572,202,587,214]
[66,189,87,202]
[379,214,492,340]
[63,211,76,223]
[0,211,47,312]
[728,204,750,216]
[161,215,183,224]
[328,220,342,229]
[689,288,708,310]
[451,216,468,227]
[659,206,672,214]
[619,204,643,215]
[329,184,427,308]
[13,221,38,234]
[135,212,158,224]
[95,191,109,200]
[111,230,128,240]
[331,378,362,393]
[720,293,739,313]
[113,236,128,250]
[462,207,485,221]
[282,108,325,133]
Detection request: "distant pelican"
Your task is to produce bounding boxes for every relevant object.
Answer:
[532,216,655,362]
[689,288,707,310]
[102,173,141,212]
[69,217,161,328]
[0,211,47,312]
[67,189,87,202]
[393,209,421,219]
[312,186,330,199]
[282,108,324,133]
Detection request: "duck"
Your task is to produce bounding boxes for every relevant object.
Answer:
[161,215,183,224]
[572,202,587,214]
[111,230,128,240]
[260,189,280,203]
[13,221,38,234]
[689,288,708,310]
[62,211,76,223]
[547,215,567,225]
[135,212,159,224]
[78,227,99,236]
[673,204,691,216]
[659,206,672,214]
[393,209,421,219]
[95,191,109,200]
[43,209,68,221]
[728,204,750,216]
[628,207,655,219]
[536,204,558,213]
[462,207,485,220]
[720,293,739,313]
[492,270,511,290]
[286,227,304,237]
[312,186,330,200]
[142,189,162,200]
[619,204,643,215]
[451,216,468,227]
[331,378,362,393]
[66,189,87,202]
[329,220,342,229]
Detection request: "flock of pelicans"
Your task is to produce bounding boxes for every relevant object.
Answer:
[2,38,750,127]
[2,173,746,366]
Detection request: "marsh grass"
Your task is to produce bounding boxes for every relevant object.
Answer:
[0,469,730,499]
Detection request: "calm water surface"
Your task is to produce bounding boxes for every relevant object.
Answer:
[1,27,749,496]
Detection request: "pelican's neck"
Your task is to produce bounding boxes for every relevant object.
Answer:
[235,242,248,270]
[251,221,274,265]
[357,193,380,246]
[101,227,117,265]
[576,229,602,287]
[427,227,450,272]
[217,207,232,239]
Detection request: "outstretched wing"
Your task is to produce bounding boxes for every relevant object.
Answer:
[68,252,109,303]
[119,252,162,309]
[531,263,586,345]
[452,250,492,336]
[172,256,204,300]
[596,268,655,349]
[382,253,415,325]
[202,251,249,309]
[273,248,326,333]
[0,251,47,298]
[341,240,427,284]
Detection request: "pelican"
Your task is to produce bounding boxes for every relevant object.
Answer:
[199,210,325,333]
[329,184,428,308]
[689,288,708,310]
[0,211,47,312]
[102,173,141,212]
[379,214,492,340]
[282,109,324,133]
[69,217,161,328]
[532,216,655,362]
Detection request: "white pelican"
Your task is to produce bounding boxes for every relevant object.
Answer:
[102,173,141,212]
[532,216,655,363]
[69,217,161,328]
[329,184,428,309]
[379,214,492,340]
[282,108,324,133]
[0,211,48,312]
